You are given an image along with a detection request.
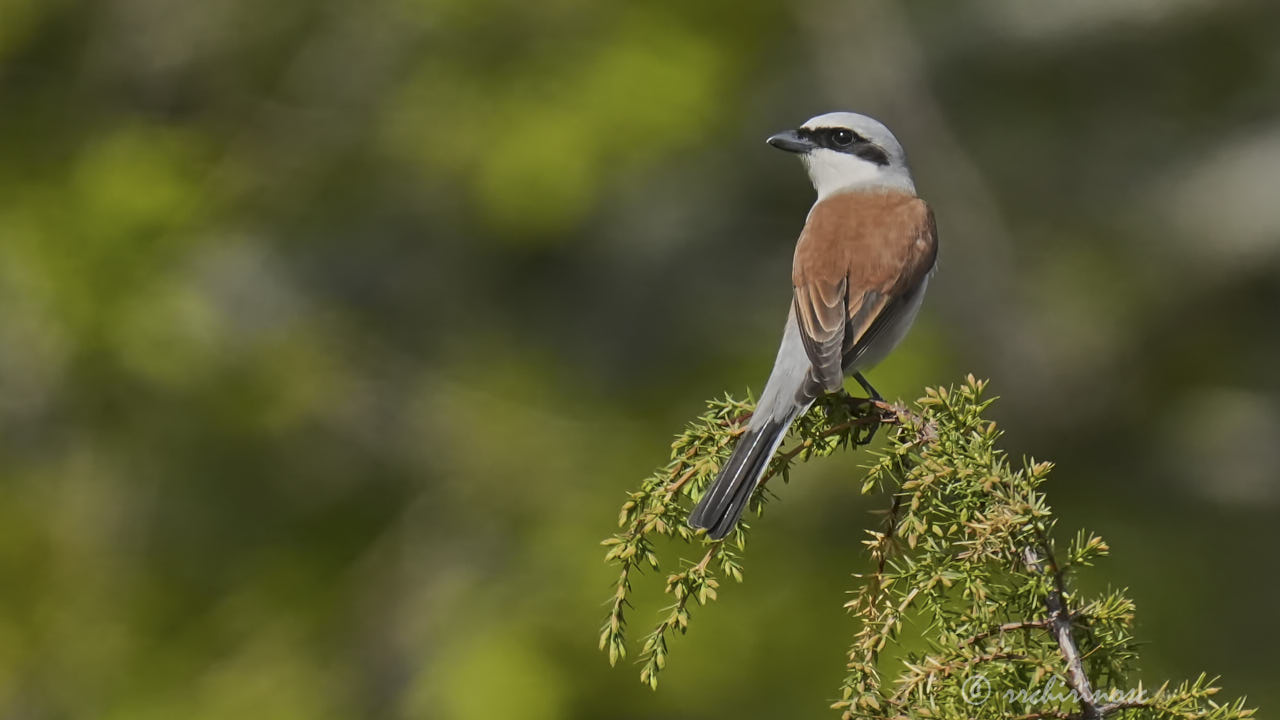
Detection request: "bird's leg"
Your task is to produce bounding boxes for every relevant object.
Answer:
[853,371,883,403]
[851,372,891,445]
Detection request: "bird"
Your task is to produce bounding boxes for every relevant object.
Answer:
[688,112,938,540]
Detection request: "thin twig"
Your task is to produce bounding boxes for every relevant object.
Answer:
[665,465,698,494]
[962,618,1051,647]
[693,542,719,572]
[1023,541,1100,720]
[1097,700,1154,715]
[890,651,1049,706]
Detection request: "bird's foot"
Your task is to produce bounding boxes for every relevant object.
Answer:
[831,393,908,446]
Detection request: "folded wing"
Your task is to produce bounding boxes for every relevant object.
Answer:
[791,192,937,391]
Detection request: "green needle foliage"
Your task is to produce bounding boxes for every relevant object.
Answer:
[600,376,1254,720]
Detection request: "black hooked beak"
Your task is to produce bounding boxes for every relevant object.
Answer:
[766,129,816,154]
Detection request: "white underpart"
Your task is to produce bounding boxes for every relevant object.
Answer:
[802,149,916,199]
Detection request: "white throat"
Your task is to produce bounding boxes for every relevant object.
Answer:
[802,148,916,199]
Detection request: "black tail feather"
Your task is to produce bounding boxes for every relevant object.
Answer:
[688,417,788,539]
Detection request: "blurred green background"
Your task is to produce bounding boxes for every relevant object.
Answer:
[1,0,1278,717]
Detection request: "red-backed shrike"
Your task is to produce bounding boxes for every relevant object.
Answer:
[689,112,937,539]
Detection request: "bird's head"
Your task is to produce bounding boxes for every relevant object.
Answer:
[767,112,915,198]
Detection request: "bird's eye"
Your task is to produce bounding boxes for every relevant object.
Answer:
[831,129,855,146]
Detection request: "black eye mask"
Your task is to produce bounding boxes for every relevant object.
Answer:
[797,127,891,166]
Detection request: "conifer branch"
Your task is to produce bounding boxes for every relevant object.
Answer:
[1023,543,1098,718]
[599,377,1254,719]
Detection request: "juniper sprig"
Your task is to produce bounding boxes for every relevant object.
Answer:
[600,376,1253,720]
